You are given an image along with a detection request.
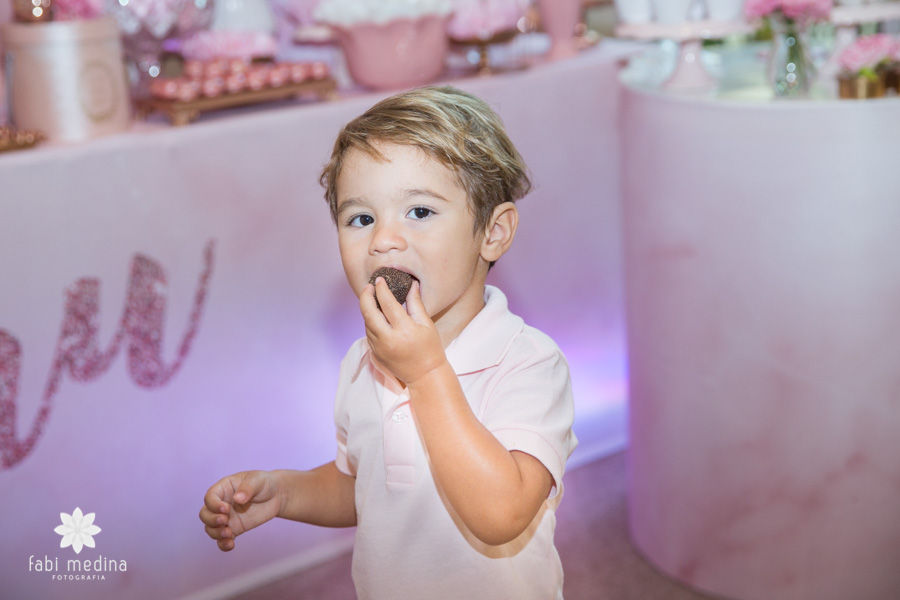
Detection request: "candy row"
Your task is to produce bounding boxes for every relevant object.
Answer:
[0,124,46,151]
[149,61,330,102]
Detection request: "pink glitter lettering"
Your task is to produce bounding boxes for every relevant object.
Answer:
[0,241,215,469]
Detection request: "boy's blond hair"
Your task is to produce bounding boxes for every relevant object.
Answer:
[320,85,531,234]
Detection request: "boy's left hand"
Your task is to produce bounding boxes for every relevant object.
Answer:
[360,278,447,385]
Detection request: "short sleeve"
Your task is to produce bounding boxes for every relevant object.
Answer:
[479,328,577,498]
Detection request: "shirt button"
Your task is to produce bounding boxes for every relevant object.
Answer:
[392,410,408,424]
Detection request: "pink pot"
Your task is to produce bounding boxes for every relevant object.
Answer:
[536,0,581,60]
[334,15,449,90]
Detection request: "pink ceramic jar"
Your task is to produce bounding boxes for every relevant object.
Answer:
[333,14,450,90]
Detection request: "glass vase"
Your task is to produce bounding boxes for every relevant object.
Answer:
[106,0,188,99]
[767,15,814,98]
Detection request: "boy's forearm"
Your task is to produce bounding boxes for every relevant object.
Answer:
[274,461,357,527]
[407,362,552,546]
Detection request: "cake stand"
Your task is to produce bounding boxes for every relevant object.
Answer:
[616,20,751,92]
[450,29,519,76]
[830,3,900,27]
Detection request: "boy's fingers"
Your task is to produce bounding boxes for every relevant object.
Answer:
[359,283,384,324]
[199,505,225,527]
[233,476,264,505]
[203,484,232,515]
[374,277,406,323]
[405,281,428,323]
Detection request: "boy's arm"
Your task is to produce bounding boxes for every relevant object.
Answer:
[409,363,553,546]
[200,461,356,552]
[363,280,553,546]
[277,461,357,526]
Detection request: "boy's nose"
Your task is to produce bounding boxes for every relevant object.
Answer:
[368,221,407,254]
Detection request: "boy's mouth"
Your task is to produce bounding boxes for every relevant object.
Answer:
[369,267,418,307]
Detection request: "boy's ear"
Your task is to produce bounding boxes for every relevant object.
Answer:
[481,202,518,264]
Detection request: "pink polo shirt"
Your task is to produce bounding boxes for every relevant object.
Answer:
[333,285,577,600]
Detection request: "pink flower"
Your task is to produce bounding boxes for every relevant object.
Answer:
[745,0,780,19]
[745,0,832,22]
[53,0,103,20]
[838,34,900,75]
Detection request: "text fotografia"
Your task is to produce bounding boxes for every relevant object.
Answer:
[29,554,127,581]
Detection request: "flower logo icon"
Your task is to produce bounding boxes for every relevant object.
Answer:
[54,508,101,554]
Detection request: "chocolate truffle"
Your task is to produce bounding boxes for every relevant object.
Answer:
[369,267,416,309]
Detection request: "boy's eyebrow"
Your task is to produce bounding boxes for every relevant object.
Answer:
[336,197,365,214]
[403,188,450,203]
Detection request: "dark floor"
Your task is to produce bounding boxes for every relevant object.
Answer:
[230,451,715,599]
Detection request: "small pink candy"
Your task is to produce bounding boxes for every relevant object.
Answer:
[204,60,226,80]
[228,58,250,75]
[247,65,272,90]
[224,72,247,94]
[183,59,205,80]
[310,61,328,79]
[201,76,225,97]
[269,64,290,87]
[289,63,311,83]
[149,77,179,99]
[174,78,201,102]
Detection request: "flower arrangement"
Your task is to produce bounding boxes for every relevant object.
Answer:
[744,0,832,23]
[837,34,900,81]
[52,0,102,21]
[313,0,453,26]
[446,0,529,41]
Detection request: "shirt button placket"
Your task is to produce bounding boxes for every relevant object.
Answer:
[383,390,416,487]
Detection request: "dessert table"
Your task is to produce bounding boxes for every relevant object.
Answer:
[622,74,900,599]
[0,43,629,600]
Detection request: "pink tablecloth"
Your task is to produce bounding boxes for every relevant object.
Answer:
[0,45,627,600]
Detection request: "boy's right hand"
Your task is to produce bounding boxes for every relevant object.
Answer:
[199,471,283,551]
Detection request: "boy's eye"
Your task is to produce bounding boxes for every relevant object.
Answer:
[408,207,434,220]
[348,214,374,227]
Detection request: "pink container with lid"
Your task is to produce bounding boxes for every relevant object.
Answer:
[1,16,131,142]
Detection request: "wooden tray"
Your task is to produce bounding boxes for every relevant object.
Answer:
[137,77,339,126]
[0,127,46,153]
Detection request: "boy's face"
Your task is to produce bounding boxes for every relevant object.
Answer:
[335,142,489,332]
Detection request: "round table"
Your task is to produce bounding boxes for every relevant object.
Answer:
[621,77,900,600]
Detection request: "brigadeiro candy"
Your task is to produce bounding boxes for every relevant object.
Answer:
[174,79,201,102]
[224,72,247,94]
[201,76,225,97]
[150,78,179,99]
[310,61,328,79]
[246,66,269,90]
[269,63,291,87]
[369,267,417,309]
[289,62,311,83]
[203,60,226,80]
[228,58,250,74]
[184,59,205,80]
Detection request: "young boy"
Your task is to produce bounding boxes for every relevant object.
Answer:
[200,86,577,599]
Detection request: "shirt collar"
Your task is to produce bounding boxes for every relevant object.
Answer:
[352,285,524,380]
[445,285,524,376]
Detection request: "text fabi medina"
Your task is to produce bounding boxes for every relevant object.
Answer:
[29,555,127,580]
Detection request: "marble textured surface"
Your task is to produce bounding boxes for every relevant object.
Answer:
[621,84,900,599]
